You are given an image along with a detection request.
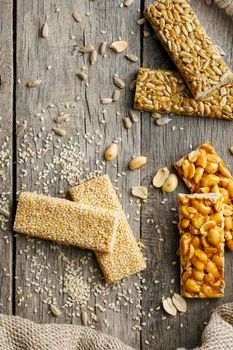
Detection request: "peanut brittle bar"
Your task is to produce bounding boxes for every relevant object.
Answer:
[14,192,120,252]
[144,0,233,99]
[134,68,233,120]
[69,175,146,283]
[178,193,224,298]
[175,143,233,250]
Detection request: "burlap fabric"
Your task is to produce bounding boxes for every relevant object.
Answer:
[178,303,233,350]
[215,0,233,16]
[0,314,134,350]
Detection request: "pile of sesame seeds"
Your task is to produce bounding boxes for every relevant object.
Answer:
[62,255,91,306]
[14,239,149,328]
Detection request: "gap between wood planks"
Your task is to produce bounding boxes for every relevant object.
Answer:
[12,0,18,316]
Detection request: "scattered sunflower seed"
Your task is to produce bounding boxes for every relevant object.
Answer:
[72,11,81,22]
[125,54,139,62]
[81,309,89,326]
[41,23,49,38]
[136,17,146,25]
[79,45,94,53]
[123,117,132,129]
[113,76,125,89]
[0,208,10,218]
[77,72,88,81]
[110,40,128,53]
[54,114,70,124]
[27,80,41,88]
[156,117,172,126]
[50,304,62,317]
[131,186,148,199]
[99,42,107,56]
[100,97,113,104]
[128,110,138,123]
[112,90,120,102]
[89,50,97,65]
[52,127,66,136]
[123,0,134,7]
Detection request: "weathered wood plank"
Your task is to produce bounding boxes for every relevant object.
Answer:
[0,0,13,315]
[141,1,233,349]
[15,0,142,348]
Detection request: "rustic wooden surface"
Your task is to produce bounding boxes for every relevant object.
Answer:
[0,0,232,349]
[0,0,13,315]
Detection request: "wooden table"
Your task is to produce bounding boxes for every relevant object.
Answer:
[0,1,232,349]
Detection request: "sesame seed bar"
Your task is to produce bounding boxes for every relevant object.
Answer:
[174,143,233,251]
[14,192,120,252]
[178,193,224,298]
[69,175,146,283]
[134,68,233,120]
[144,0,233,99]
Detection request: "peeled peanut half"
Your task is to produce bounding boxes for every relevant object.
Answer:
[104,143,118,161]
[172,293,187,313]
[162,174,178,192]
[162,296,177,317]
[153,167,170,188]
[131,186,148,199]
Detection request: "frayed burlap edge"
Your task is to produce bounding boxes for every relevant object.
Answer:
[0,314,134,350]
[177,303,233,350]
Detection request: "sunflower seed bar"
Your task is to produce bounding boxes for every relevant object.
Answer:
[144,0,233,99]
[179,193,224,298]
[69,175,146,283]
[174,143,233,251]
[134,68,233,120]
[14,192,120,252]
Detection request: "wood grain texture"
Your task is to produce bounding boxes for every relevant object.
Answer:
[10,0,233,349]
[0,0,13,315]
[141,1,233,349]
[15,0,141,348]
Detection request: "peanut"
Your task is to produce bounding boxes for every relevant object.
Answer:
[104,143,118,161]
[172,293,187,313]
[192,269,205,282]
[162,174,178,193]
[131,186,148,199]
[185,279,200,293]
[152,167,169,188]
[129,156,147,171]
[162,297,177,317]
[207,228,221,246]
[195,249,208,263]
